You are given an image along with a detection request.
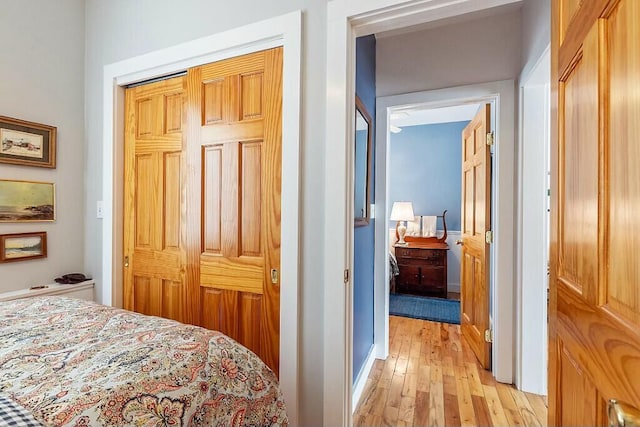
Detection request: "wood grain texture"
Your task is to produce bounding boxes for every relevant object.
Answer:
[190,48,283,375]
[551,1,640,425]
[353,316,547,427]
[558,26,598,300]
[606,0,640,324]
[460,105,492,370]
[124,77,187,324]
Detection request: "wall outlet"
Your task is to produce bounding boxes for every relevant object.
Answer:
[96,201,104,219]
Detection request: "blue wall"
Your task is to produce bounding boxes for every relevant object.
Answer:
[389,121,469,231]
[353,34,376,383]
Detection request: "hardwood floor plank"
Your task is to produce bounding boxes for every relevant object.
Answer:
[398,395,415,424]
[428,380,446,427]
[403,373,418,399]
[353,316,547,427]
[471,394,493,427]
[496,383,526,427]
[444,389,462,427]
[509,387,542,427]
[483,384,510,426]
[455,371,477,427]
[414,390,430,427]
[465,362,485,397]
[382,405,400,427]
[388,373,405,409]
[525,392,548,427]
[417,364,431,393]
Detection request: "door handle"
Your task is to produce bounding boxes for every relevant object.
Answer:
[608,399,640,427]
[270,268,279,285]
[124,256,129,268]
[456,240,463,246]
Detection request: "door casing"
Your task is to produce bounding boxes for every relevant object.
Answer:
[326,1,520,425]
[101,11,302,426]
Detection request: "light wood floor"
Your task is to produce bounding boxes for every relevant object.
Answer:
[353,316,547,427]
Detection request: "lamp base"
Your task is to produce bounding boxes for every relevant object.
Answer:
[396,223,408,247]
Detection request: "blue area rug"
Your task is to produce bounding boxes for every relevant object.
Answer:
[389,293,460,324]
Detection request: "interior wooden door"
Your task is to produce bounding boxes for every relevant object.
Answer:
[460,104,492,370]
[123,76,187,323]
[186,48,282,375]
[549,1,640,425]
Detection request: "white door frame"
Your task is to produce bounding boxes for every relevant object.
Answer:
[101,11,302,426]
[373,79,515,374]
[325,1,520,424]
[516,45,550,395]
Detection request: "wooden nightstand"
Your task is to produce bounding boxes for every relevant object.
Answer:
[395,242,448,298]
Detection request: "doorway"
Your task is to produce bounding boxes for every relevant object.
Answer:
[325,1,522,424]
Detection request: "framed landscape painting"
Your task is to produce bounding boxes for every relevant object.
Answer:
[0,116,56,168]
[0,180,55,222]
[0,232,47,263]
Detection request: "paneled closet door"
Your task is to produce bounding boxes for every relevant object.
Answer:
[123,76,187,324]
[186,48,283,375]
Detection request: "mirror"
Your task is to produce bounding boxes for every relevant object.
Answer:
[354,95,372,227]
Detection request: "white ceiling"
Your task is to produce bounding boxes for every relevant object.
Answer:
[390,103,481,128]
[375,1,523,39]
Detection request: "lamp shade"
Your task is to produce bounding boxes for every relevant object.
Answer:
[390,202,414,222]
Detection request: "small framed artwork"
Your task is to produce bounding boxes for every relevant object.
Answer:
[0,180,55,222]
[0,232,47,263]
[0,115,56,168]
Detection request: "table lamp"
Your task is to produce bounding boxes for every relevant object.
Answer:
[390,201,414,246]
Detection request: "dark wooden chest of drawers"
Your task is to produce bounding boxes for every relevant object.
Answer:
[395,243,448,298]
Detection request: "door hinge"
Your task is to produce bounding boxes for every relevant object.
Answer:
[484,329,493,343]
[344,269,350,284]
[485,230,493,244]
[486,131,494,147]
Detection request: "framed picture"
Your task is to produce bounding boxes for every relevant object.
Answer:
[0,180,55,222]
[0,232,47,263]
[0,116,56,168]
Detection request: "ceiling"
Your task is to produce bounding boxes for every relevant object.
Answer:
[375,1,524,40]
[390,103,481,128]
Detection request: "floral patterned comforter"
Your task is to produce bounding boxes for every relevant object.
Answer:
[0,297,288,427]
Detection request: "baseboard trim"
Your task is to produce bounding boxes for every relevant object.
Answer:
[352,345,378,412]
[448,283,460,293]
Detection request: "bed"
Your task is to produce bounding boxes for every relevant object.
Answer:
[0,297,288,427]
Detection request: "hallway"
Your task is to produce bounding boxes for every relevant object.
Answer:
[354,316,547,426]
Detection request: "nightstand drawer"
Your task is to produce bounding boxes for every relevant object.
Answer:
[396,247,444,261]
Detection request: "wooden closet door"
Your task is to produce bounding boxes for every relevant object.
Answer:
[123,76,187,323]
[550,1,640,425]
[186,48,283,375]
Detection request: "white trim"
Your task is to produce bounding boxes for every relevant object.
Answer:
[516,45,550,395]
[101,12,302,426]
[374,81,516,385]
[351,345,377,412]
[326,1,521,424]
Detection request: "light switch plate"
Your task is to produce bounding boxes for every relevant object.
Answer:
[96,201,104,219]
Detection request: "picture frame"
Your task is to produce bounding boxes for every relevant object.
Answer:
[0,115,56,168]
[0,180,55,222]
[354,95,373,227]
[0,232,47,263]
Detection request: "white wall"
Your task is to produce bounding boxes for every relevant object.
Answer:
[83,1,326,424]
[520,0,550,82]
[376,8,522,97]
[0,0,85,292]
